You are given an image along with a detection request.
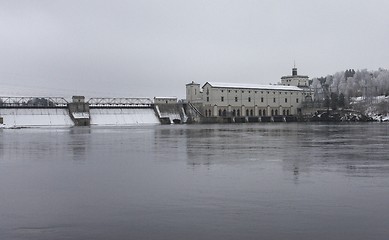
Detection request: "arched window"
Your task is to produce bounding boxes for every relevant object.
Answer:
[219,109,222,116]
[259,109,262,116]
[271,109,274,116]
[208,109,212,117]
[287,109,290,115]
[205,110,207,117]
[275,109,278,115]
[263,109,266,116]
[237,109,240,116]
[250,109,253,116]
[283,109,286,115]
[246,109,249,116]
[223,109,227,116]
[232,110,236,116]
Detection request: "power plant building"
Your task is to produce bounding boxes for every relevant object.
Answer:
[186,68,311,118]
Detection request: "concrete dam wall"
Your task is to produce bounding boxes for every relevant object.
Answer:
[0,96,170,127]
[0,108,74,127]
[155,103,187,124]
[89,108,160,126]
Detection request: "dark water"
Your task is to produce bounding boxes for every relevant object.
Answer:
[1,123,389,240]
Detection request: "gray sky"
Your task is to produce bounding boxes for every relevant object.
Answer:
[1,0,388,99]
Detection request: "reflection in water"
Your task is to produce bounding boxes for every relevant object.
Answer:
[68,127,91,161]
[154,123,389,178]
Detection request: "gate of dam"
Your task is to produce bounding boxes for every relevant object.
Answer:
[0,96,187,127]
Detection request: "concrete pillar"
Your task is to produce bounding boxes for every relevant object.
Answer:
[242,105,246,117]
[279,106,283,116]
[267,106,271,116]
[254,105,258,116]
[213,105,218,117]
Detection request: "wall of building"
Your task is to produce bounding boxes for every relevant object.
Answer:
[186,82,202,103]
[199,84,303,117]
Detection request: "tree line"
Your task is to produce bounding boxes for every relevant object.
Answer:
[311,68,389,109]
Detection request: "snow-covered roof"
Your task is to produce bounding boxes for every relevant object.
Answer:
[154,97,177,99]
[204,82,303,91]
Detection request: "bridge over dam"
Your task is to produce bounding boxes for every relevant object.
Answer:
[0,96,187,127]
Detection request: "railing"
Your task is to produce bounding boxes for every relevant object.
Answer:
[0,97,68,107]
[87,98,153,107]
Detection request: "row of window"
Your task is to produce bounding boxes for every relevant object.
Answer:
[215,97,299,103]
[204,109,291,117]
[220,89,301,95]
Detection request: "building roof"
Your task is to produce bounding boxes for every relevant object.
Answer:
[204,82,303,91]
[281,75,309,79]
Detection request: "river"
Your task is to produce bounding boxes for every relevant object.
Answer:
[0,123,388,240]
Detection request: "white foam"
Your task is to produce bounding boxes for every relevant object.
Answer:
[89,108,160,125]
[0,108,74,127]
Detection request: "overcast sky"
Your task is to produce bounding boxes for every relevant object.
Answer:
[1,0,388,99]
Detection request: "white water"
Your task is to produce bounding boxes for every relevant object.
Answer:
[89,108,160,125]
[0,108,74,127]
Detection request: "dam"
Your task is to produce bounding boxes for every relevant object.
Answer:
[0,96,187,127]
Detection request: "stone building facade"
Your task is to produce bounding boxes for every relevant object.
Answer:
[186,82,305,117]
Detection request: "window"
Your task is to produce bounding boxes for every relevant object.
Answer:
[285,98,287,103]
[235,90,237,93]
[296,98,299,103]
[221,96,224,102]
[228,90,231,93]
[250,109,253,116]
[242,91,244,93]
[207,97,209,102]
[273,98,276,103]
[246,109,249,116]
[237,109,240,116]
[219,109,222,116]
[235,97,238,102]
[261,97,264,102]
[221,90,224,93]
[248,97,251,102]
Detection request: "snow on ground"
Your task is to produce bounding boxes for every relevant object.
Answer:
[0,108,74,127]
[72,112,90,119]
[351,95,389,103]
[90,108,160,125]
[370,114,389,122]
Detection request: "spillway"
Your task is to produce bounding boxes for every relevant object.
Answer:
[89,108,160,125]
[0,108,74,127]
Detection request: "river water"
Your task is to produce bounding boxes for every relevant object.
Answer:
[0,123,389,240]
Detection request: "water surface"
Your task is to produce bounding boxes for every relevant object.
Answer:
[1,123,389,240]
